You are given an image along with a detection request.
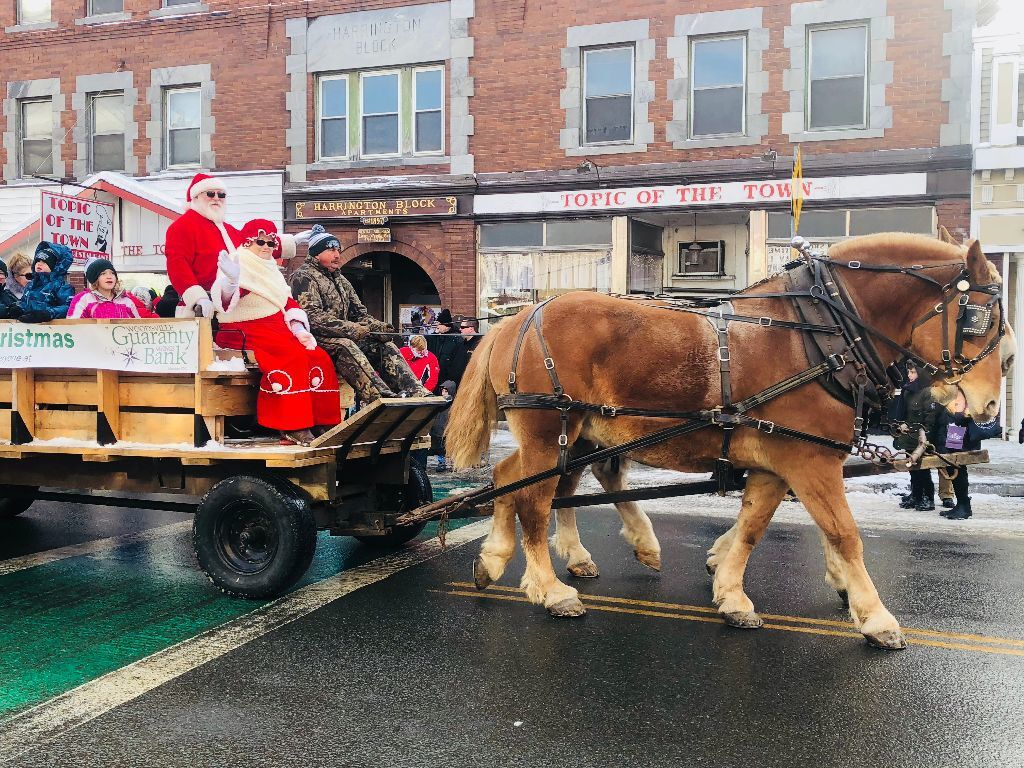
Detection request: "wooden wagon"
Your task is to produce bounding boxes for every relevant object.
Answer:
[0,318,447,598]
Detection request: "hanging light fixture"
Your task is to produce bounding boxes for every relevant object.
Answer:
[686,212,702,262]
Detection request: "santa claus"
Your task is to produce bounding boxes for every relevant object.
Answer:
[165,173,309,317]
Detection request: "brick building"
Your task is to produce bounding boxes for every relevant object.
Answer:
[0,0,996,326]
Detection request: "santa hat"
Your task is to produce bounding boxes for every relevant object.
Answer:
[185,173,226,202]
[239,219,279,242]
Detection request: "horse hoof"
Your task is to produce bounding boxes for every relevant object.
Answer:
[635,550,661,572]
[567,561,600,578]
[721,610,763,629]
[547,597,586,618]
[837,589,849,608]
[864,629,908,650]
[473,558,492,590]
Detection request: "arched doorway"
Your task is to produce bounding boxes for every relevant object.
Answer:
[341,251,441,331]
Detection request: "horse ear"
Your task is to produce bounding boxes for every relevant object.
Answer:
[938,226,959,246]
[965,239,994,285]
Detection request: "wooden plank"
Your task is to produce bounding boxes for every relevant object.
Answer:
[82,454,117,462]
[35,409,95,441]
[202,415,225,443]
[918,449,989,470]
[339,381,355,410]
[264,455,334,468]
[120,411,195,445]
[120,380,194,409]
[35,379,97,405]
[180,457,216,466]
[96,370,120,441]
[12,369,35,440]
[0,377,11,402]
[197,381,257,417]
[0,409,10,442]
[308,398,385,448]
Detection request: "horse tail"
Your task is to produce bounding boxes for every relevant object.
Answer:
[446,327,499,469]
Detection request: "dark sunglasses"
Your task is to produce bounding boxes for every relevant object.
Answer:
[204,191,227,199]
[17,272,32,278]
[254,238,278,248]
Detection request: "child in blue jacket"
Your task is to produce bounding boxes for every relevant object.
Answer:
[17,242,74,322]
[931,390,1002,520]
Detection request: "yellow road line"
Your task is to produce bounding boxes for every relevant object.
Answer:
[445,582,1024,652]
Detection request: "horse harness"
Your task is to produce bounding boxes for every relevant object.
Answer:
[498,238,1006,485]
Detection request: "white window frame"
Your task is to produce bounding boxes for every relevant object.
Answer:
[17,0,50,25]
[89,92,126,173]
[317,74,349,161]
[18,98,52,178]
[360,69,402,159]
[581,44,635,146]
[87,0,123,15]
[806,22,869,132]
[164,86,202,169]
[676,240,726,277]
[412,65,445,156]
[689,34,747,139]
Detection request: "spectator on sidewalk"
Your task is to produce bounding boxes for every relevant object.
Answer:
[894,364,939,511]
[400,335,440,393]
[430,379,457,471]
[932,389,1002,521]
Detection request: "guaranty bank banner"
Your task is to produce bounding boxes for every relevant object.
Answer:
[0,320,199,373]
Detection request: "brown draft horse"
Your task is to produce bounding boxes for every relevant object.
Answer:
[447,234,1008,649]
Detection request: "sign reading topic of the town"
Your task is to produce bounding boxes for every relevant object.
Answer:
[295,197,457,219]
[0,320,199,373]
[40,191,114,265]
[357,228,392,243]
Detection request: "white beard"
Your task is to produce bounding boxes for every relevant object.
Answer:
[190,195,226,224]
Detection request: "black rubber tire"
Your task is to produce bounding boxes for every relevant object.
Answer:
[354,461,431,546]
[0,486,37,519]
[193,475,317,599]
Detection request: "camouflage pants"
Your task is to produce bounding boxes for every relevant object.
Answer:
[320,337,427,403]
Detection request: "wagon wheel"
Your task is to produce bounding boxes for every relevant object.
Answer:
[193,476,317,599]
[0,485,38,519]
[354,461,431,547]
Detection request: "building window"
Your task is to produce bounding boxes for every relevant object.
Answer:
[807,24,868,130]
[163,0,196,6]
[582,46,634,145]
[17,0,50,24]
[88,0,122,14]
[413,67,444,155]
[767,207,934,240]
[690,36,746,138]
[19,99,52,177]
[165,87,201,168]
[318,76,348,160]
[90,93,125,172]
[361,71,400,157]
[677,240,725,276]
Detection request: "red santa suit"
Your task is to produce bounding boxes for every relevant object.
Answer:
[165,174,301,316]
[213,240,341,433]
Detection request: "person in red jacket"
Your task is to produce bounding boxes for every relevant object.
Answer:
[400,335,440,393]
[165,173,309,317]
[212,219,341,445]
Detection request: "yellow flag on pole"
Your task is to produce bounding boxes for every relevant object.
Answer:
[791,145,804,235]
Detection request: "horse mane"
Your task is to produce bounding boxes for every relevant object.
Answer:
[826,232,964,267]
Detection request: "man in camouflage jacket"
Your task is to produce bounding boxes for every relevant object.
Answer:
[289,227,428,402]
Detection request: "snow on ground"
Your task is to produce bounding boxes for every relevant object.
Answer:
[467,428,1024,538]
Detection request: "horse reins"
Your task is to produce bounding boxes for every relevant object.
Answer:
[497,237,1006,483]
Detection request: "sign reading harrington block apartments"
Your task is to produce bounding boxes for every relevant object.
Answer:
[306,2,451,72]
[40,191,114,265]
[295,197,457,219]
[0,320,199,373]
[474,174,930,215]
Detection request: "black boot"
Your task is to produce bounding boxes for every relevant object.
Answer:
[915,495,935,512]
[946,497,972,520]
[941,497,955,509]
[899,491,919,509]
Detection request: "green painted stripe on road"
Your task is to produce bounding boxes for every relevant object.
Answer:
[0,476,484,718]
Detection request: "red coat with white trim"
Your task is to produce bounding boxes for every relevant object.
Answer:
[164,209,242,313]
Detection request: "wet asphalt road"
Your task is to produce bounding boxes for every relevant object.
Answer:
[3,501,1024,767]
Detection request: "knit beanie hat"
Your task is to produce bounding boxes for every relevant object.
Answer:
[33,242,60,271]
[86,257,116,285]
[0,259,7,278]
[307,224,341,258]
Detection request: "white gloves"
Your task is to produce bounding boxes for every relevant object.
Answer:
[218,249,241,288]
[194,296,215,319]
[292,229,316,245]
[290,320,316,350]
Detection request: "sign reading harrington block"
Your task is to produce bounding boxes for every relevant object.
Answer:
[306,2,451,72]
[295,197,457,219]
[0,320,200,373]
